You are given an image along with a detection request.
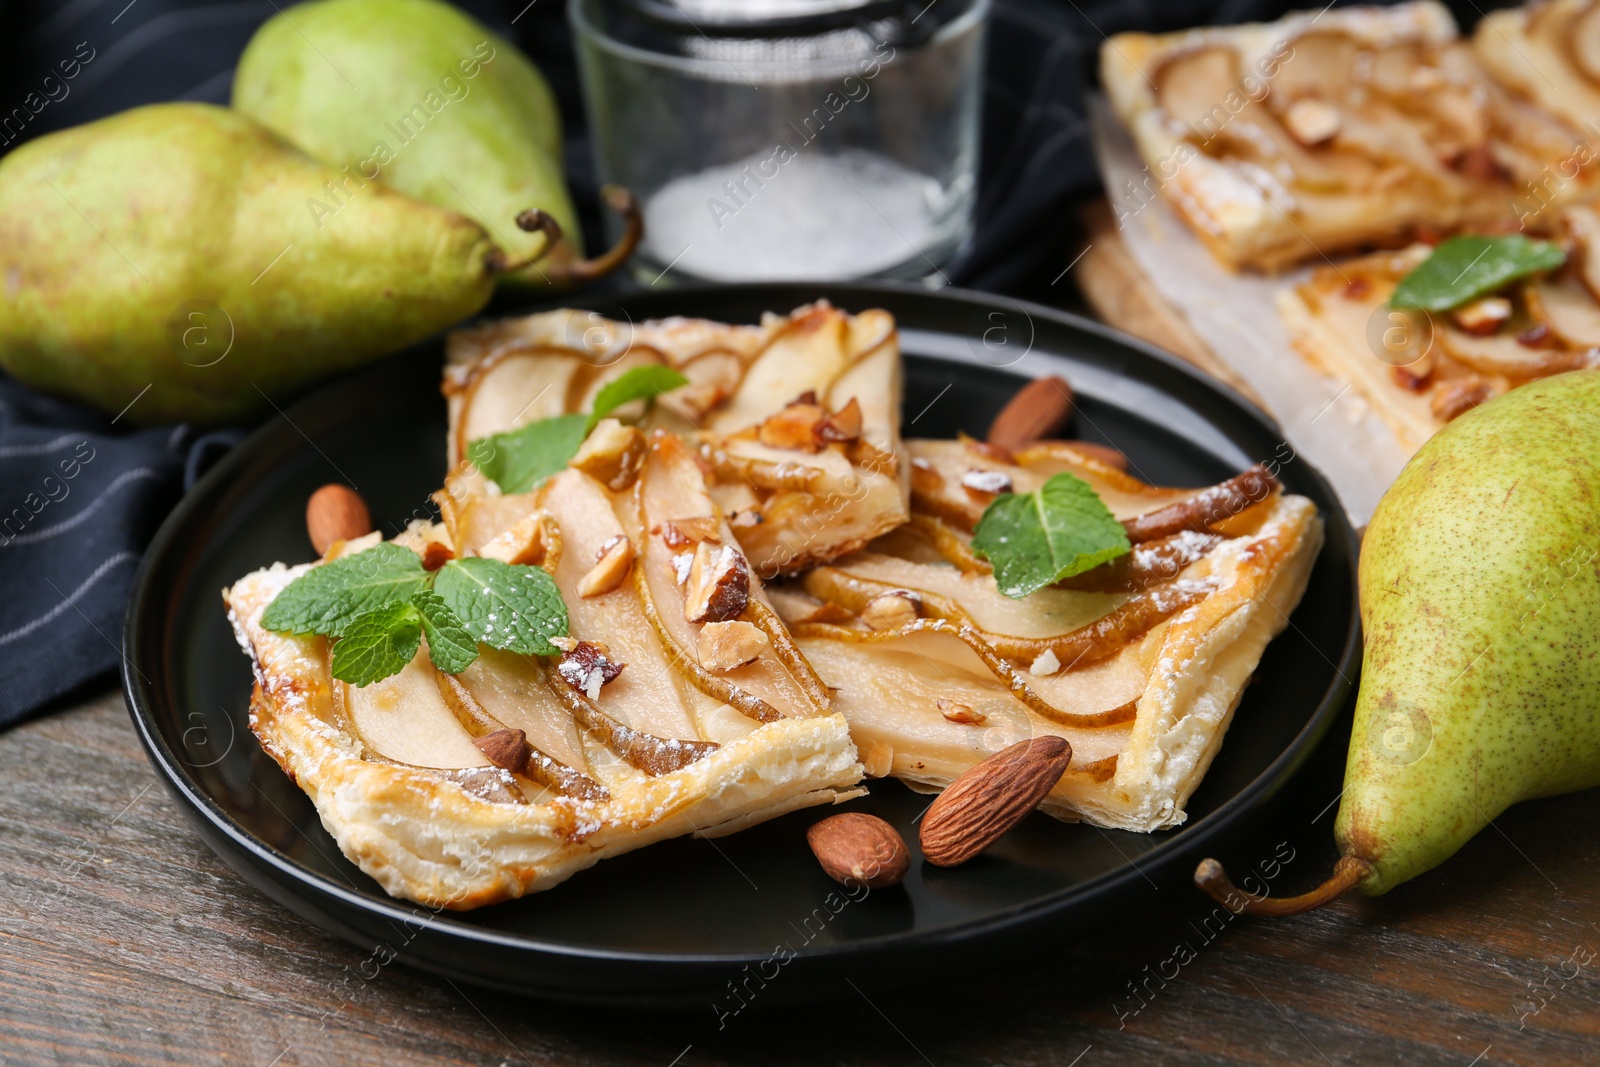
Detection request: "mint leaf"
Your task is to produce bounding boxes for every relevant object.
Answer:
[432,557,568,656]
[587,365,689,432]
[260,543,430,637]
[972,472,1131,599]
[466,366,690,492]
[411,589,479,675]
[330,602,422,686]
[467,413,588,495]
[1390,235,1566,312]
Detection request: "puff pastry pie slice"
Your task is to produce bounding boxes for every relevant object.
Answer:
[443,301,909,578]
[766,439,1322,832]
[225,433,863,909]
[1279,207,1600,454]
[1101,1,1595,271]
[1475,0,1600,153]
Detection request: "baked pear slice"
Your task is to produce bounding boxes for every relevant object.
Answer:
[766,438,1322,832]
[224,435,863,910]
[442,300,909,578]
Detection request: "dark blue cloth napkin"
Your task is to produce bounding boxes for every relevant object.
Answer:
[0,0,1497,722]
[0,377,242,724]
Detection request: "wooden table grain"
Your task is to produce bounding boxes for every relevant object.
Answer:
[3,689,1598,1066]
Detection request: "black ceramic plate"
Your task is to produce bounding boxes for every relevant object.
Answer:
[123,282,1358,1007]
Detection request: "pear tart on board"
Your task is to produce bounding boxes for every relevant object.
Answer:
[767,439,1323,833]
[1279,207,1600,454]
[443,301,909,578]
[1474,0,1600,139]
[224,432,864,910]
[1100,1,1596,272]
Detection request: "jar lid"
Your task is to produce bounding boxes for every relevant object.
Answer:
[625,0,920,37]
[593,0,983,55]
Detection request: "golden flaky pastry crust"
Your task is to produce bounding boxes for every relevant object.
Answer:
[227,567,862,909]
[1101,1,1595,271]
[442,301,909,578]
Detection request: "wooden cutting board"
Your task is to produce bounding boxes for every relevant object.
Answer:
[1073,201,1267,410]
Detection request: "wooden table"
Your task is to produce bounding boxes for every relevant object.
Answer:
[4,687,1598,1066]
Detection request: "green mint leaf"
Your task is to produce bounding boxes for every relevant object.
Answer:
[411,589,479,675]
[260,543,430,637]
[466,366,690,492]
[587,365,689,432]
[971,472,1131,599]
[467,413,589,494]
[1390,235,1566,312]
[432,557,568,656]
[330,602,422,687]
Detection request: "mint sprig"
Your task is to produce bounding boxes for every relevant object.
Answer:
[259,542,428,636]
[1390,234,1565,312]
[467,364,689,493]
[971,472,1131,599]
[433,556,568,656]
[259,543,569,686]
[331,602,423,686]
[412,589,480,675]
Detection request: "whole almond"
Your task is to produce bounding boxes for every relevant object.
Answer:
[806,812,910,889]
[986,376,1073,452]
[306,484,372,557]
[919,736,1072,866]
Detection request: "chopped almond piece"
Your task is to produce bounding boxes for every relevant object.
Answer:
[1451,297,1511,336]
[555,641,625,701]
[697,620,770,671]
[653,516,722,548]
[937,699,986,725]
[758,402,827,452]
[684,542,750,624]
[862,592,919,631]
[477,512,547,566]
[569,418,647,491]
[816,397,863,443]
[576,535,635,598]
[1030,649,1062,677]
[961,469,1013,500]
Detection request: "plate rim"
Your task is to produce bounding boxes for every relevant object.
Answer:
[122,280,1360,973]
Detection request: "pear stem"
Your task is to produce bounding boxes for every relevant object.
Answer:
[541,184,644,285]
[1194,854,1372,916]
[486,210,566,274]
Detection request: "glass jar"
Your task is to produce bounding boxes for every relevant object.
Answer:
[570,0,989,284]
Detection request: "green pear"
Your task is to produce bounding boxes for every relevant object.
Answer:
[1197,370,1600,913]
[0,102,538,424]
[234,0,611,288]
